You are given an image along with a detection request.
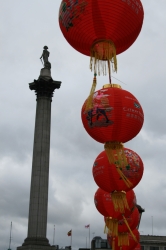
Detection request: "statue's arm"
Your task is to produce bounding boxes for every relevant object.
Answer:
[40,52,43,59]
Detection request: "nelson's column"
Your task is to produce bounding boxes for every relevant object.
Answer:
[17,46,61,250]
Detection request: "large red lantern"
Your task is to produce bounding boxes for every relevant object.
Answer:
[94,188,136,218]
[81,84,144,144]
[93,147,144,193]
[59,0,144,74]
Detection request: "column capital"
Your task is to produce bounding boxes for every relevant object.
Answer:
[29,78,61,99]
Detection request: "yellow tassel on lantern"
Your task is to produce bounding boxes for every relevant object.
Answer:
[104,141,133,188]
[118,233,129,247]
[112,237,115,250]
[104,141,127,165]
[122,215,138,243]
[90,40,117,76]
[111,191,130,214]
[85,74,97,111]
[104,217,118,237]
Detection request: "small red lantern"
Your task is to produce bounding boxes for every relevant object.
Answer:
[118,207,140,233]
[134,243,142,250]
[93,147,144,193]
[94,188,136,237]
[107,228,140,250]
[94,188,136,218]
[81,85,144,144]
[104,207,140,238]
[127,229,140,250]
[59,0,144,74]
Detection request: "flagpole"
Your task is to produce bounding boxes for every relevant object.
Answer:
[89,225,90,249]
[53,225,55,245]
[9,221,12,250]
[71,230,72,250]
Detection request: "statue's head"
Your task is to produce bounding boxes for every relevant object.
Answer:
[44,46,48,50]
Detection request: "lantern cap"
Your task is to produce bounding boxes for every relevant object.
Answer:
[103,84,122,89]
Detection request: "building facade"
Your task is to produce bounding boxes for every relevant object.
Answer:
[140,235,166,250]
[89,235,166,250]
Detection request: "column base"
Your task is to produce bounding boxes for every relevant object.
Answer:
[17,246,57,250]
[17,237,57,250]
[22,237,50,246]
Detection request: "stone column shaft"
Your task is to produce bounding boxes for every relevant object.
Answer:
[18,77,61,249]
[28,96,51,238]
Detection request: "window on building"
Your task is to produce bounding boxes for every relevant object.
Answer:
[95,239,101,248]
[150,247,159,250]
[101,241,107,248]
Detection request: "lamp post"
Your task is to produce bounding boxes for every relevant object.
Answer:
[152,216,153,235]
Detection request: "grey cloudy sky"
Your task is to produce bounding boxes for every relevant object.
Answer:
[0,0,166,250]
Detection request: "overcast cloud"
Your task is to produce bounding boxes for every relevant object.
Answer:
[0,1,166,250]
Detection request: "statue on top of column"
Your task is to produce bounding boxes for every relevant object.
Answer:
[40,46,51,69]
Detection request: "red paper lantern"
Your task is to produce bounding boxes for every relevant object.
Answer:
[94,188,136,219]
[93,147,144,193]
[59,0,144,60]
[104,207,139,235]
[127,229,140,250]
[134,243,141,250]
[81,85,144,144]
[117,207,140,233]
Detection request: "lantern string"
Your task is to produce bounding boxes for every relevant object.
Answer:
[108,60,112,83]
[122,215,138,243]
[111,75,127,85]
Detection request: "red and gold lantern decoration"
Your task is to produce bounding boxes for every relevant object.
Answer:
[94,188,136,236]
[92,147,144,193]
[59,0,144,76]
[107,228,140,250]
[134,243,142,250]
[117,207,140,234]
[83,84,144,212]
[81,85,144,144]
[104,207,139,239]
[59,1,145,250]
[94,188,136,218]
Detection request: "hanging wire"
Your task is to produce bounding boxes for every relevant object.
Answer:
[107,59,127,85]
[111,75,127,85]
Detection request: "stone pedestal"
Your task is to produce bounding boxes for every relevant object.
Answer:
[39,68,52,81]
[17,71,61,250]
[17,245,57,250]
